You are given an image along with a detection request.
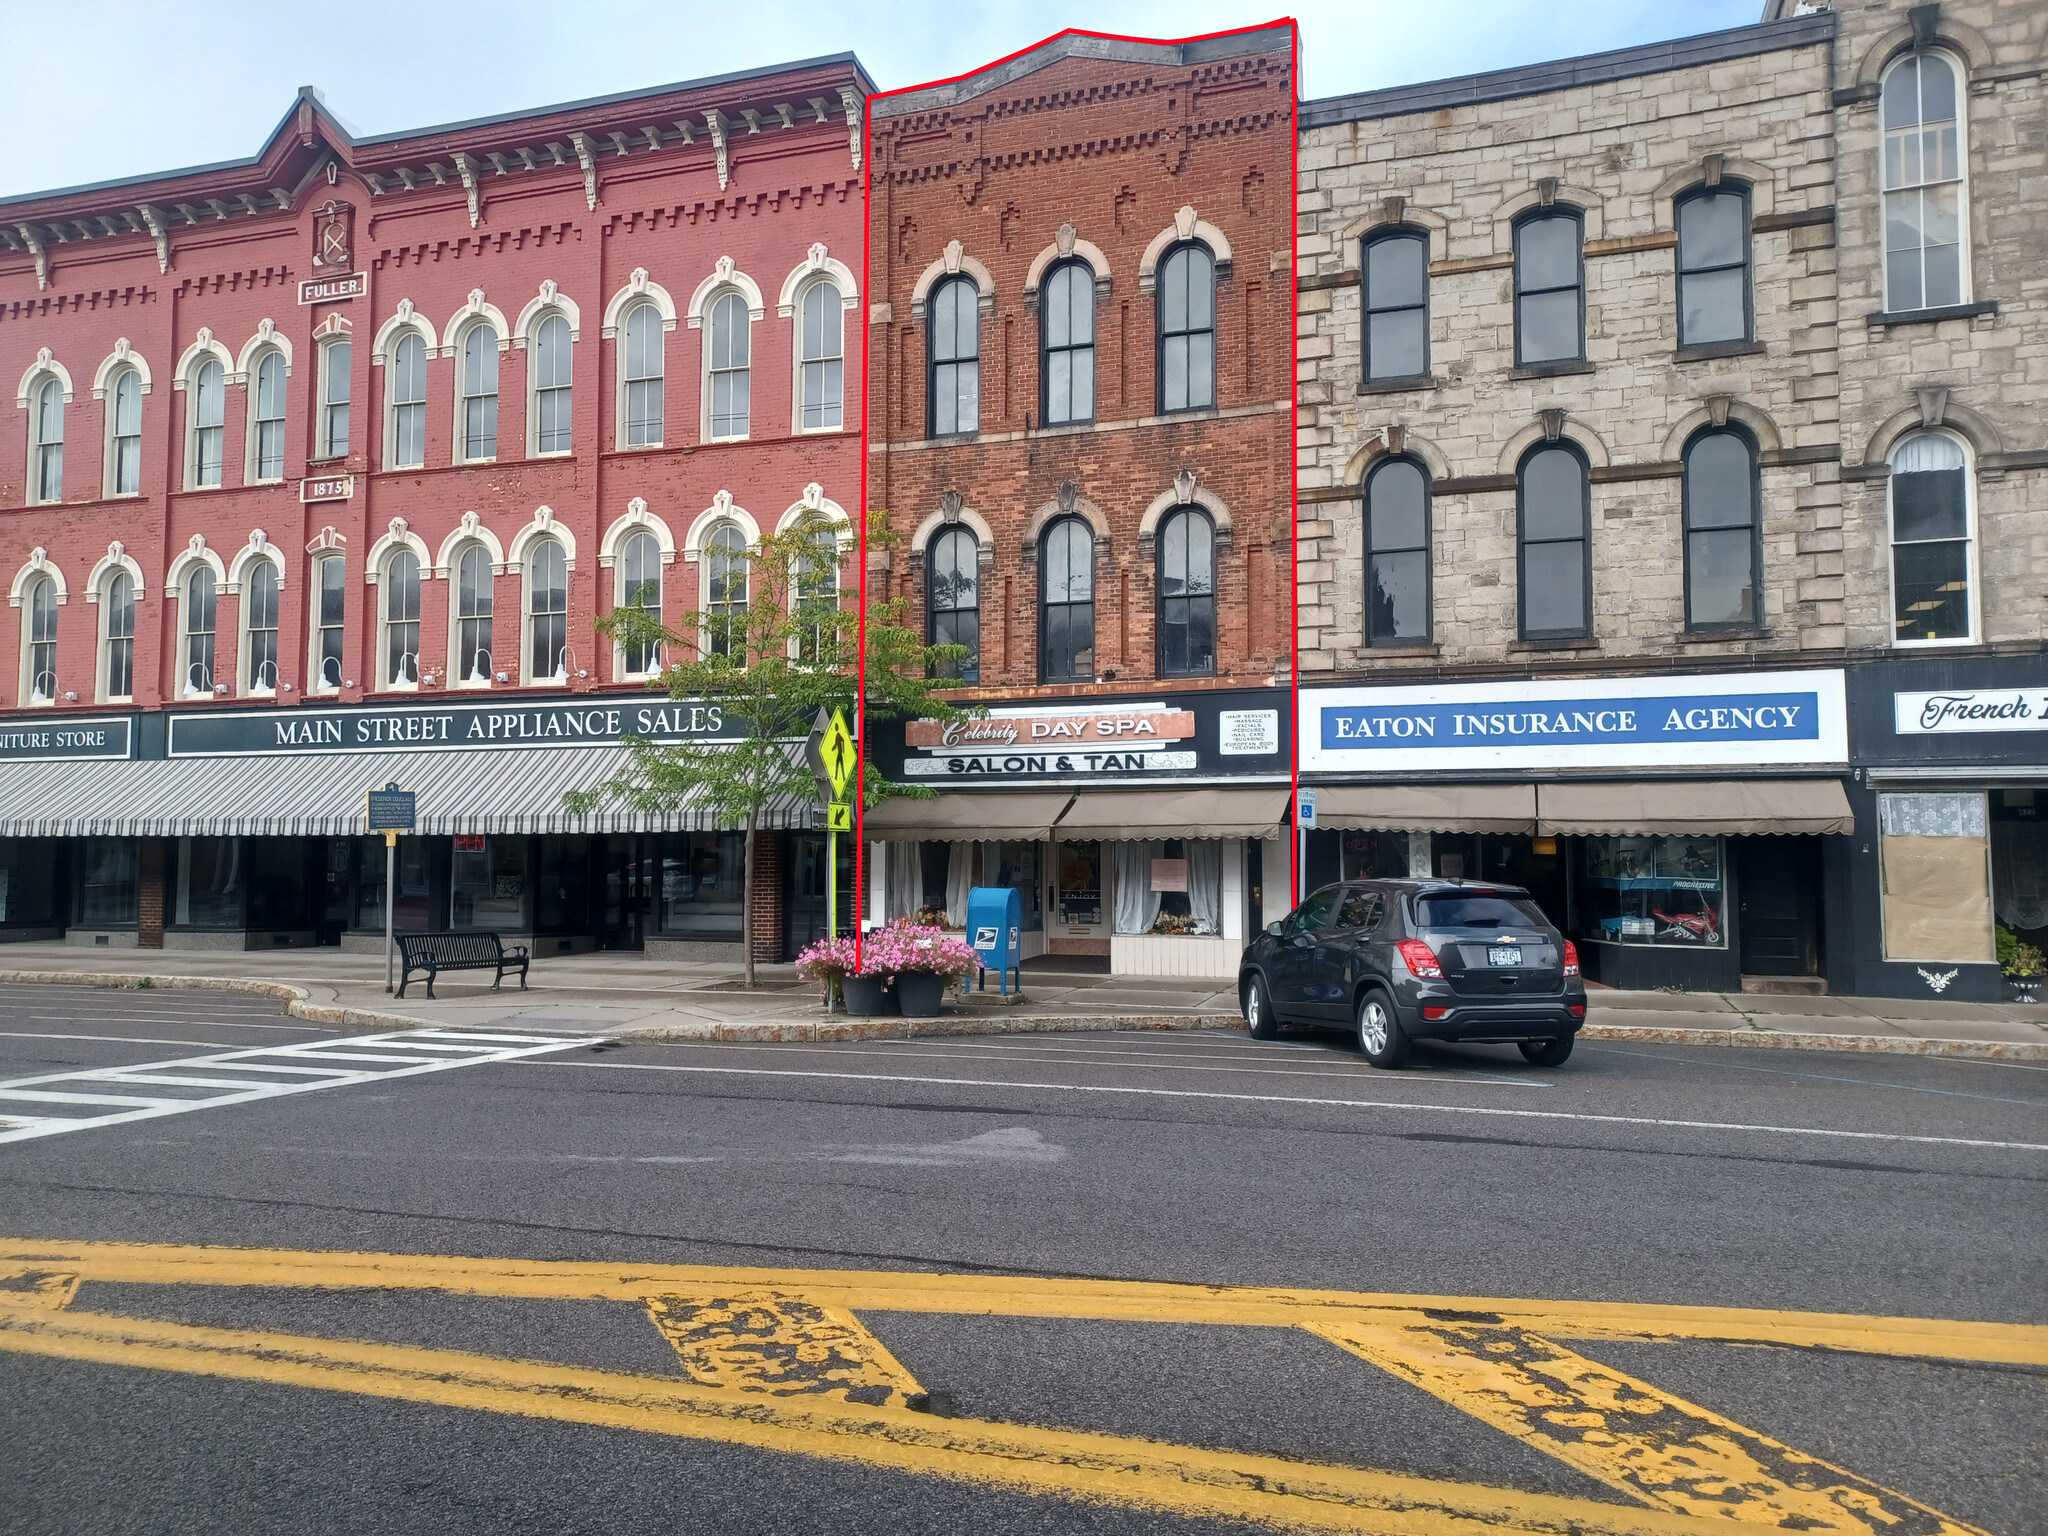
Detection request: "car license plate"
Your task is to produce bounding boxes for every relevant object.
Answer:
[1487,945,1523,967]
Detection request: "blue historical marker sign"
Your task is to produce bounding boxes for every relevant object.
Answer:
[365,783,416,832]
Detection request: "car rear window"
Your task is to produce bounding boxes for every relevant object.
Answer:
[1411,893,1552,930]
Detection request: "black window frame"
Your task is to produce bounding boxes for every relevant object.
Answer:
[1361,226,1431,384]
[1155,504,1217,679]
[925,525,981,683]
[1155,240,1217,415]
[1680,424,1763,633]
[1363,455,1433,646]
[1674,182,1754,350]
[926,274,981,440]
[1515,441,1592,641]
[1512,208,1586,368]
[1037,515,1096,683]
[1038,257,1097,427]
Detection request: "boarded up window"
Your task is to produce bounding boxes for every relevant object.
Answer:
[1879,792,1993,962]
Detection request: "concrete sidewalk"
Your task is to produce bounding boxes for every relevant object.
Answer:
[0,942,2042,1059]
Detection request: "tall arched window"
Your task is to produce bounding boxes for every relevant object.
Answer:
[1039,517,1095,682]
[1889,430,1975,644]
[390,332,428,468]
[23,575,58,704]
[1157,507,1216,677]
[455,545,494,685]
[532,314,572,454]
[183,567,218,695]
[245,561,280,692]
[1157,243,1215,412]
[190,359,226,487]
[1517,444,1590,640]
[457,323,499,462]
[107,368,143,496]
[704,524,748,658]
[313,554,345,692]
[927,526,979,683]
[248,351,287,481]
[707,293,751,440]
[1365,457,1431,644]
[1682,427,1760,629]
[1363,230,1429,383]
[383,551,421,688]
[619,530,663,678]
[1676,186,1752,347]
[1881,51,1967,312]
[526,538,568,682]
[29,377,63,503]
[318,338,350,459]
[1041,260,1095,426]
[622,302,664,447]
[1513,210,1584,366]
[927,275,979,437]
[792,533,840,665]
[798,280,843,431]
[103,570,134,701]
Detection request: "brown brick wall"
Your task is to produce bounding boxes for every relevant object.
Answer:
[137,837,166,948]
[746,830,784,964]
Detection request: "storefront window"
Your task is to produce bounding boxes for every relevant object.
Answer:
[1057,840,1103,929]
[1582,835,1726,948]
[247,840,311,930]
[536,836,589,932]
[176,837,244,927]
[1339,830,1424,881]
[452,835,525,930]
[989,841,1042,932]
[356,836,433,932]
[658,832,744,940]
[1880,791,1993,962]
[914,842,976,926]
[75,838,138,925]
[0,839,57,924]
[1992,791,2046,951]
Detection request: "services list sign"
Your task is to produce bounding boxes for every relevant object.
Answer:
[1301,670,1848,773]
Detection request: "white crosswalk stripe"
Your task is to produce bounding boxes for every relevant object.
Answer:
[0,1029,594,1144]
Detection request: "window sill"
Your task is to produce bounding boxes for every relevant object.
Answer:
[248,477,287,489]
[1676,626,1772,644]
[1154,406,1221,421]
[1890,636,1985,652]
[531,450,573,460]
[1507,637,1599,653]
[1508,360,1595,381]
[706,435,751,447]
[1358,375,1436,396]
[926,431,980,444]
[307,453,347,466]
[1365,641,1441,655]
[1865,301,1998,328]
[1673,340,1765,362]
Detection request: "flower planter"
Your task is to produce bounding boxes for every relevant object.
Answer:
[2006,975,2040,1004]
[895,970,947,1019]
[843,975,899,1017]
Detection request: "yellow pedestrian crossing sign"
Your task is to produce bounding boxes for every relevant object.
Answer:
[826,803,852,832]
[820,709,856,802]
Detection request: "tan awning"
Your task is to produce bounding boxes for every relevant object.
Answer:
[1538,779,1854,836]
[1055,786,1290,841]
[1314,783,1537,834]
[862,790,1075,843]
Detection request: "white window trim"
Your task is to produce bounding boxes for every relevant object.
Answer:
[9,549,66,706]
[776,487,851,662]
[699,288,755,444]
[521,537,572,687]
[1878,48,1973,313]
[379,551,425,693]
[173,329,235,491]
[613,294,671,451]
[1886,426,1981,649]
[381,326,433,471]
[444,538,502,689]
[789,273,848,437]
[308,550,346,695]
[450,317,503,466]
[235,554,285,697]
[84,541,144,704]
[601,497,676,682]
[100,365,145,499]
[242,346,291,486]
[519,292,578,459]
[314,332,351,462]
[23,370,66,507]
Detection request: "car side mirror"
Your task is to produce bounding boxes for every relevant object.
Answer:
[1265,921,1285,938]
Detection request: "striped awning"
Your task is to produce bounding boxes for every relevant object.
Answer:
[0,746,819,838]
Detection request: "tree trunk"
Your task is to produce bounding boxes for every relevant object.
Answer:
[742,812,758,988]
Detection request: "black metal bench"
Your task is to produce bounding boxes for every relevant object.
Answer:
[394,931,529,999]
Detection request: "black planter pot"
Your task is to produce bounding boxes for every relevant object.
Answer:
[2006,975,2040,1004]
[843,975,899,1017]
[896,970,947,1018]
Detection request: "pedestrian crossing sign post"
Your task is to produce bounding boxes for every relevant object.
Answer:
[804,709,858,947]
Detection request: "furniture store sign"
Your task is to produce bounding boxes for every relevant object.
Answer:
[1894,687,2048,735]
[1301,669,1848,773]
[167,697,740,758]
[0,715,133,763]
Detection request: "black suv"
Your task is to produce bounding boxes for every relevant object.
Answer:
[1239,879,1587,1068]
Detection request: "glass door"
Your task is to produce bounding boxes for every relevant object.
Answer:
[1053,839,1104,947]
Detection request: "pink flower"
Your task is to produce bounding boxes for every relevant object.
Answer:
[795,935,860,982]
[859,922,981,981]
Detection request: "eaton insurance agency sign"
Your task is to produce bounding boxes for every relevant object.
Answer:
[1301,670,1848,774]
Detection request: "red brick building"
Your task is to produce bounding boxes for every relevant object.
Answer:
[0,57,867,961]
[861,27,1297,976]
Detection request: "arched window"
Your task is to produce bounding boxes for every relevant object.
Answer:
[457,323,499,462]
[1039,517,1095,682]
[532,314,572,454]
[1676,186,1752,348]
[1157,243,1215,412]
[622,302,664,447]
[798,280,844,431]
[1881,51,1967,312]
[526,537,568,682]
[190,359,226,487]
[792,532,840,665]
[29,377,63,503]
[102,570,134,701]
[107,368,143,496]
[390,332,428,468]
[183,567,218,695]
[927,526,979,683]
[1889,430,1975,644]
[1363,229,1429,383]
[1365,457,1432,644]
[707,293,751,440]
[22,575,58,704]
[927,275,979,438]
[248,351,287,482]
[1517,444,1590,639]
[455,545,494,685]
[1157,506,1216,678]
[382,551,421,688]
[1041,259,1095,426]
[312,554,345,692]
[704,524,748,658]
[245,561,280,692]
[1682,428,1760,629]
[619,530,663,678]
[1513,210,1584,366]
[318,338,350,459]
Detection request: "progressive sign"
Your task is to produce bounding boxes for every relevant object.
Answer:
[1301,669,1848,773]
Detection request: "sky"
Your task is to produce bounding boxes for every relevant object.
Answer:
[2,0,1756,200]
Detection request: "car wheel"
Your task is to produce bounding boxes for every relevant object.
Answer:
[1244,975,1278,1041]
[1518,1036,1574,1067]
[1356,990,1409,1069]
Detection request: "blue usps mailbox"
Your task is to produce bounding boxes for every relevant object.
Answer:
[964,886,1023,997]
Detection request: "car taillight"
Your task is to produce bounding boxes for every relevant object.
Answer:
[1396,939,1442,979]
[1569,1002,1586,1018]
[1422,1004,1450,1021]
[1562,940,1580,978]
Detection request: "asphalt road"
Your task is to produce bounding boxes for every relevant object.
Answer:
[0,982,2042,1535]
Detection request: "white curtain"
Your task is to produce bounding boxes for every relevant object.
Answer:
[1113,840,1161,935]
[945,841,974,927]
[886,841,922,922]
[1890,432,1966,474]
[1188,841,1222,935]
